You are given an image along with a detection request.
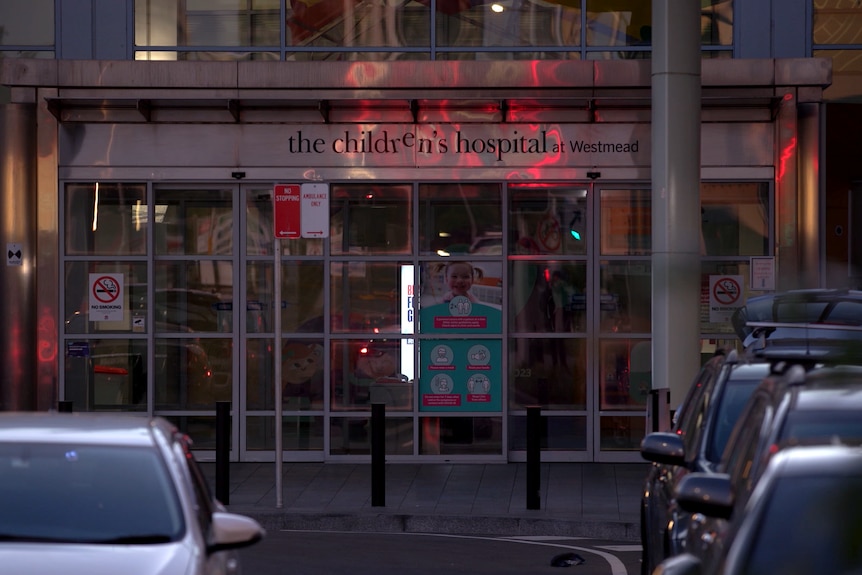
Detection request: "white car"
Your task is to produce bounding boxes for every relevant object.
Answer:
[0,412,265,575]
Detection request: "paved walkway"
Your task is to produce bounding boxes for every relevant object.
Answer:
[200,462,647,542]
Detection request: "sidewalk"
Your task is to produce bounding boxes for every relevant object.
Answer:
[200,462,648,542]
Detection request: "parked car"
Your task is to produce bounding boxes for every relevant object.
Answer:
[639,349,771,575]
[677,362,862,570]
[731,288,862,349]
[655,444,862,575]
[0,412,265,575]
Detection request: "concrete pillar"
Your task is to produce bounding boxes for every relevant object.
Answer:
[651,1,702,409]
[0,104,37,410]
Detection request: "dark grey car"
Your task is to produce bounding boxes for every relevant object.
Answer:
[639,350,770,575]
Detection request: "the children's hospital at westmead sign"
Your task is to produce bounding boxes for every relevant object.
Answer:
[266,123,651,168]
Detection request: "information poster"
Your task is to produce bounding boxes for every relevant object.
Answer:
[419,339,501,412]
[418,261,502,334]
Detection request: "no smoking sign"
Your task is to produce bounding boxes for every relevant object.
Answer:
[709,275,743,323]
[89,273,125,322]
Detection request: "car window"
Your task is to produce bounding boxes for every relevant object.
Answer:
[675,360,722,459]
[743,475,862,575]
[673,361,716,433]
[176,435,215,534]
[720,395,770,508]
[778,410,862,447]
[705,376,764,463]
[0,443,184,543]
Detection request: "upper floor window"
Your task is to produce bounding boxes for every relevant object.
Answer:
[0,0,54,58]
[813,0,862,100]
[134,0,733,61]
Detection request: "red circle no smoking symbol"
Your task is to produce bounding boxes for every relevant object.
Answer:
[93,276,120,303]
[712,277,740,305]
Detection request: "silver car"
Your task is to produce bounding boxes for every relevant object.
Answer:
[0,413,265,575]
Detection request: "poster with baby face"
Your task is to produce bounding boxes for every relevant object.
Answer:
[418,260,502,334]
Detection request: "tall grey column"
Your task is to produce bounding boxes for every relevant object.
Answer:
[651,1,702,411]
[0,104,37,410]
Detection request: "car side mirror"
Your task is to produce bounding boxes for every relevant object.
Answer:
[676,473,734,520]
[207,511,266,555]
[640,432,686,466]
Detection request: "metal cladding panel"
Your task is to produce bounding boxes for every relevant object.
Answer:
[0,104,37,410]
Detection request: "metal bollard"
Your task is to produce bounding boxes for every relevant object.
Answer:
[526,406,541,510]
[215,401,231,505]
[371,402,385,507]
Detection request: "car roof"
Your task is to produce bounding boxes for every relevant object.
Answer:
[0,413,175,447]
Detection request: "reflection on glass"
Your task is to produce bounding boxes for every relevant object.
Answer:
[599,339,650,410]
[419,417,502,455]
[585,0,651,47]
[155,337,231,408]
[133,0,734,58]
[330,262,407,333]
[154,187,233,255]
[155,262,233,332]
[510,185,588,256]
[330,417,413,455]
[63,339,148,411]
[600,188,650,256]
[508,338,586,410]
[330,184,411,255]
[508,415,586,450]
[163,416,217,449]
[246,416,324,451]
[701,183,769,256]
[599,415,644,450]
[599,260,651,333]
[331,339,410,410]
[419,183,501,256]
[65,183,147,256]
[510,261,587,334]
[0,0,54,45]
[245,261,324,333]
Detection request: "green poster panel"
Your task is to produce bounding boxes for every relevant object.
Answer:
[419,339,502,412]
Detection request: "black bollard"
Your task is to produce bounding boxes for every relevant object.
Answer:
[526,406,541,510]
[215,401,231,505]
[58,401,73,413]
[371,402,385,507]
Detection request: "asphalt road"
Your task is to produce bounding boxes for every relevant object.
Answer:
[239,530,642,575]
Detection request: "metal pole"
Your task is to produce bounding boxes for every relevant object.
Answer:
[274,238,283,508]
[526,406,541,510]
[371,402,385,507]
[215,401,230,504]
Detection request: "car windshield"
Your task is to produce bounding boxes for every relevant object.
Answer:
[0,443,185,544]
[743,475,862,575]
[705,377,764,463]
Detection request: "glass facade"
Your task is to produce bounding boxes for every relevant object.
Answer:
[133,0,733,61]
[59,179,772,460]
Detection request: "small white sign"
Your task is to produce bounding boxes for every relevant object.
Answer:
[89,273,125,322]
[709,275,744,323]
[6,243,22,266]
[301,183,329,238]
[750,256,775,291]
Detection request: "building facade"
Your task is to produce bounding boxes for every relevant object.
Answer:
[0,1,855,464]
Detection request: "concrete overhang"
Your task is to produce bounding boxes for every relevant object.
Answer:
[0,57,831,125]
